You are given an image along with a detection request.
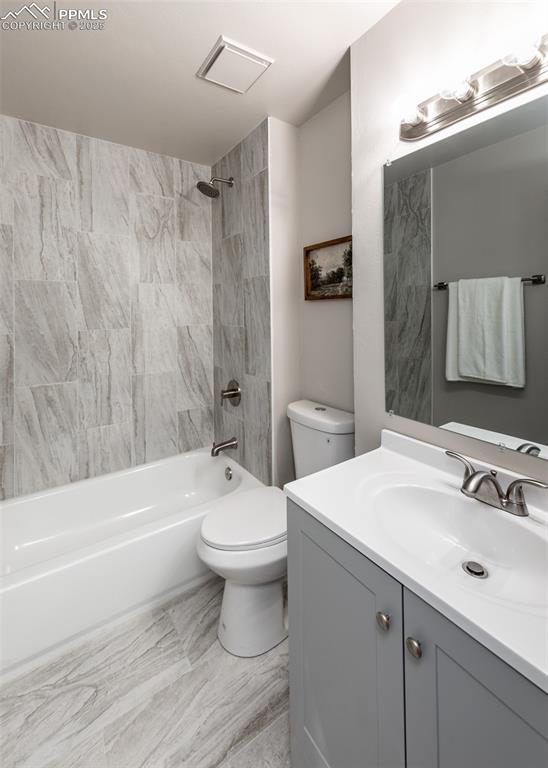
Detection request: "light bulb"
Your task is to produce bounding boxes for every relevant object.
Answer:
[400,106,425,127]
[454,80,476,101]
[502,45,544,70]
[440,80,475,103]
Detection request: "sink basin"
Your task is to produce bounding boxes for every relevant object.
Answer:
[371,484,548,610]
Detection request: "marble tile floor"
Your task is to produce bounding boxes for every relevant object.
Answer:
[0,576,290,768]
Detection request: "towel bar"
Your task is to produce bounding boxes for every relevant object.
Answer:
[433,274,545,290]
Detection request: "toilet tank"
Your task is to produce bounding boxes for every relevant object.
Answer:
[287,400,354,479]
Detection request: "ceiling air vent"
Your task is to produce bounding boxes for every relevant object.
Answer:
[196,36,274,94]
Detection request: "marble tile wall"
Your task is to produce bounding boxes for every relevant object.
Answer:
[383,169,432,423]
[212,120,272,484]
[0,115,213,498]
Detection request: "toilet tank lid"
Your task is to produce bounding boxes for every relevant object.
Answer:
[287,400,354,434]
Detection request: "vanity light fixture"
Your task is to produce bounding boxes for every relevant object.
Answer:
[400,32,548,141]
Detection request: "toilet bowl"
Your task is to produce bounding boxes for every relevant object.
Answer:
[197,486,287,657]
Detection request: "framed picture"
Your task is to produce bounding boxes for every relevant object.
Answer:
[303,236,352,300]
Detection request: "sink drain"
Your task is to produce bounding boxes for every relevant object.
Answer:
[462,560,488,579]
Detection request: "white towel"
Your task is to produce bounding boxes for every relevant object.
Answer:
[445,282,461,382]
[445,277,525,388]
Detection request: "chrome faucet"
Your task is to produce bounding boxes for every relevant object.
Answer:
[446,451,548,517]
[211,437,238,457]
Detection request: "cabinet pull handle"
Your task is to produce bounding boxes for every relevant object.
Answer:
[406,637,422,659]
[376,611,391,632]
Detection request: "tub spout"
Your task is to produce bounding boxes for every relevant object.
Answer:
[211,438,238,457]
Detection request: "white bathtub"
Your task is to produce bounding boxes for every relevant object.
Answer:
[0,449,261,674]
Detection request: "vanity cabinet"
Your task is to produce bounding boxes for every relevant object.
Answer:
[288,501,548,768]
[287,501,406,768]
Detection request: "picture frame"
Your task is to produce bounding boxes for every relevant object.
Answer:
[303,236,352,300]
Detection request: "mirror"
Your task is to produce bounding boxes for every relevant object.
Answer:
[383,96,548,459]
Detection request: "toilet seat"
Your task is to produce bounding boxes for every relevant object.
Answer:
[201,487,286,552]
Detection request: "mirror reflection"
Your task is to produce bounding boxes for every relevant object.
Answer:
[384,97,548,459]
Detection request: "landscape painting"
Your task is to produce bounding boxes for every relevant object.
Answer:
[303,236,352,300]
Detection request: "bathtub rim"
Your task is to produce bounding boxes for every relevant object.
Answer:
[0,452,262,586]
[0,446,231,510]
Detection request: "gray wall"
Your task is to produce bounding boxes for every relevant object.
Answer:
[431,125,548,444]
[384,169,431,423]
[0,115,213,499]
[298,92,354,413]
[212,121,272,485]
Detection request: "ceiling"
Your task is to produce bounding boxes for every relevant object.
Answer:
[0,0,397,164]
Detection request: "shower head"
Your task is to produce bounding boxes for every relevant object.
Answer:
[197,180,220,198]
[196,177,234,198]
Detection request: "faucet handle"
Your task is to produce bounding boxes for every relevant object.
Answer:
[445,451,476,482]
[220,379,241,407]
[516,442,541,457]
[505,477,548,504]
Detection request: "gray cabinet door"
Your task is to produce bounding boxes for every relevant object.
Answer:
[404,588,548,768]
[288,500,405,768]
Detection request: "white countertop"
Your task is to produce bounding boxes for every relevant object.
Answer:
[285,430,548,693]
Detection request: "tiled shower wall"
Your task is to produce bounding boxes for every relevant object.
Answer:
[212,120,272,484]
[383,168,432,423]
[0,116,213,499]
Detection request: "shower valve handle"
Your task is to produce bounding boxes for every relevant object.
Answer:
[221,380,241,407]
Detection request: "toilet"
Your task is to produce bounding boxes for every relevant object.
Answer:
[197,399,354,658]
[197,486,288,657]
